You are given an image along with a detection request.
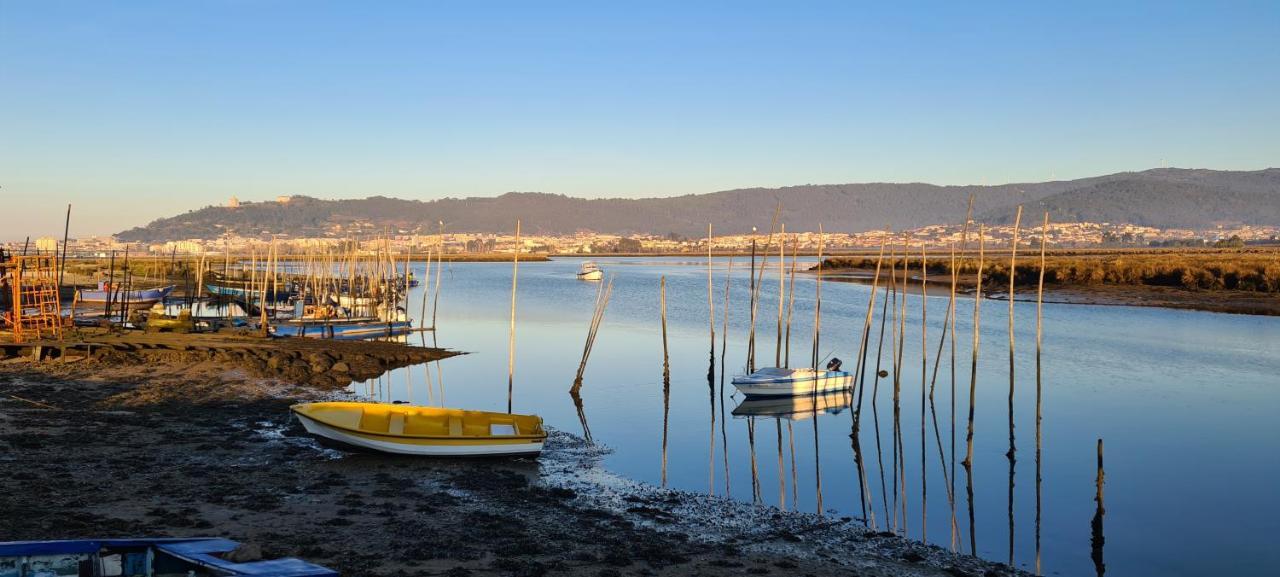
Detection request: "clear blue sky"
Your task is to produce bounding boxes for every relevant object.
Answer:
[2,0,1277,239]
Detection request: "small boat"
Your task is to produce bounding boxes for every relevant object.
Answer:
[0,537,336,576]
[731,359,852,397]
[291,402,547,456]
[732,390,851,420]
[275,302,412,339]
[576,261,603,281]
[277,317,413,339]
[76,282,175,306]
[203,271,296,301]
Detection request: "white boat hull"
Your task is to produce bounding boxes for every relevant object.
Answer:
[731,369,853,397]
[576,270,603,281]
[295,412,544,456]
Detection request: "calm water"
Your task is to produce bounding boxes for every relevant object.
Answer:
[350,256,1280,576]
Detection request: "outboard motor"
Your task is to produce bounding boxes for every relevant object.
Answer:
[826,357,843,372]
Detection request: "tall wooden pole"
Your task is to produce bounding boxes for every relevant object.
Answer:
[660,275,670,487]
[1035,212,1049,576]
[1007,206,1022,566]
[58,204,71,289]
[507,220,520,414]
[707,224,715,369]
[920,243,928,541]
[776,224,785,367]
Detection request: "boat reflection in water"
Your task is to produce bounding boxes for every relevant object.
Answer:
[731,390,852,421]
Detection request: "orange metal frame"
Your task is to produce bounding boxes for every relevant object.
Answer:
[9,255,63,343]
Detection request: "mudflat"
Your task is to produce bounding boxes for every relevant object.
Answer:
[0,354,1024,577]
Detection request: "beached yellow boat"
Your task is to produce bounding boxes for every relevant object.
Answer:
[290,402,547,456]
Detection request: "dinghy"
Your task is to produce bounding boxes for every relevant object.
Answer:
[291,402,547,456]
[731,358,852,397]
[0,537,336,577]
[76,282,175,306]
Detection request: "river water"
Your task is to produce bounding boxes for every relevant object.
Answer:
[350,256,1280,576]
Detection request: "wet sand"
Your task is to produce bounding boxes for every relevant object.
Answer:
[0,354,1024,577]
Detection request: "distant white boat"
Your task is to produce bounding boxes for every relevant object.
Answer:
[576,261,603,281]
[731,360,852,397]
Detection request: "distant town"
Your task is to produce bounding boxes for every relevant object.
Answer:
[7,218,1278,258]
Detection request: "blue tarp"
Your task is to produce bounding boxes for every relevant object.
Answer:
[0,538,338,577]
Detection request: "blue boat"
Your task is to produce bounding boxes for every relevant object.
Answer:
[0,537,336,576]
[76,283,175,305]
[203,272,295,301]
[276,318,413,339]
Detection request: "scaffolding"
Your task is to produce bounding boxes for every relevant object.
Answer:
[8,255,64,343]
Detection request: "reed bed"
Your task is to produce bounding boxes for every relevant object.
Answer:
[821,249,1280,292]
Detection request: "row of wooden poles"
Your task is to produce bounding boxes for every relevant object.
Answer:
[498,211,1107,576]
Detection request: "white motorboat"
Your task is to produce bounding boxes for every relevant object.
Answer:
[576,261,603,281]
[731,359,852,397]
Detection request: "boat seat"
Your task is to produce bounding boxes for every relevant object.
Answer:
[448,417,463,436]
[388,413,405,435]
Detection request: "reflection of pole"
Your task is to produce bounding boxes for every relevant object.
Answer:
[776,419,785,510]
[1091,439,1106,577]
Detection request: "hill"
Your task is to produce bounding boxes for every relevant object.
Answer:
[115,168,1280,241]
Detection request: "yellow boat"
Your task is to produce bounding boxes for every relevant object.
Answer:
[290,402,547,456]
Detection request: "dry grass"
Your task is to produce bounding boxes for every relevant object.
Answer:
[823,248,1280,293]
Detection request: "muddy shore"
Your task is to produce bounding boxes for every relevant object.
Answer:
[0,353,1023,577]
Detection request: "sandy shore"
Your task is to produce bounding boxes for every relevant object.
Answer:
[0,354,1023,577]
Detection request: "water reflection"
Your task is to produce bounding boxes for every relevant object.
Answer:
[337,257,1280,577]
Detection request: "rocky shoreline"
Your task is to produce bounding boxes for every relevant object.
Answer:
[0,353,1025,577]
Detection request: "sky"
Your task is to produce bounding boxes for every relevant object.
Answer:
[2,0,1278,239]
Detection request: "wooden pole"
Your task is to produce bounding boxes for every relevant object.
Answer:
[964,224,986,468]
[811,225,825,516]
[571,278,613,393]
[507,220,520,414]
[1007,206,1022,567]
[776,224,785,367]
[963,224,985,555]
[660,275,670,487]
[810,225,824,369]
[719,254,733,496]
[1035,212,1049,576]
[851,240,886,530]
[784,235,798,368]
[707,224,715,373]
[432,221,444,330]
[58,204,71,290]
[920,243,928,541]
[706,225,717,494]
